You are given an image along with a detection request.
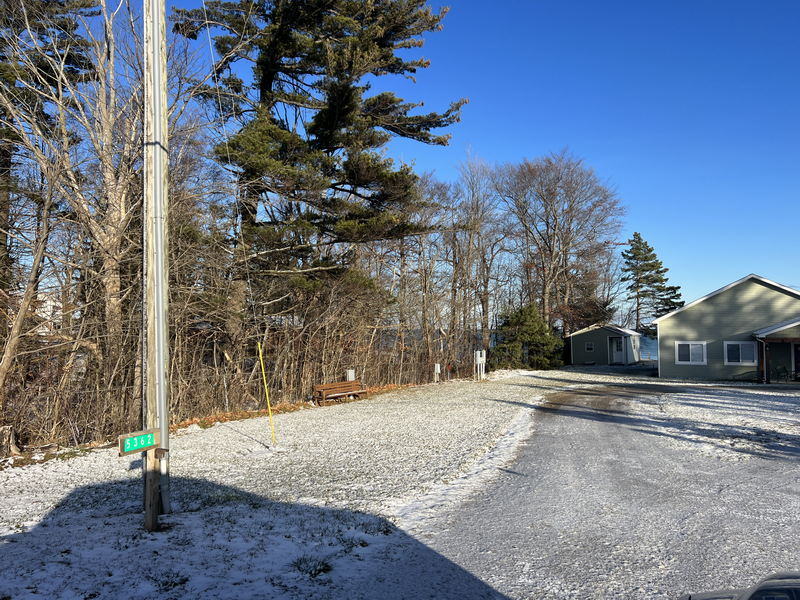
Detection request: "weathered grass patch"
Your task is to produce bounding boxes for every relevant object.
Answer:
[290,554,332,578]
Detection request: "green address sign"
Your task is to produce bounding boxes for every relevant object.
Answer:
[125,432,155,452]
[118,428,160,456]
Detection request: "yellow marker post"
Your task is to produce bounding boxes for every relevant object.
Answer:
[257,341,277,445]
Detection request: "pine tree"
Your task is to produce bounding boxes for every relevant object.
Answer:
[173,1,466,289]
[488,304,562,370]
[561,296,615,333]
[653,283,684,319]
[620,232,683,332]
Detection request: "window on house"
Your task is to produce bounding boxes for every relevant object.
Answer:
[724,341,757,366]
[675,341,707,365]
[585,342,594,352]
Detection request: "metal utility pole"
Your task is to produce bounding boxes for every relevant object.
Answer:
[143,0,171,515]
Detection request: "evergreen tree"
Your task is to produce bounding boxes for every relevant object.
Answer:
[653,283,684,319]
[561,295,615,333]
[620,232,683,332]
[173,1,466,290]
[488,304,562,370]
[557,266,616,333]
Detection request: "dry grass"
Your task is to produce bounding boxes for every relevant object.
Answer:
[0,447,90,472]
[170,402,310,431]
[1,381,424,472]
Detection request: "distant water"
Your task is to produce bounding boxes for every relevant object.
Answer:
[639,336,658,360]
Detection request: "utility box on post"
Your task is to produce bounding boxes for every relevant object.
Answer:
[474,350,486,381]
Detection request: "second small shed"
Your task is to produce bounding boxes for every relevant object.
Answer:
[568,324,641,366]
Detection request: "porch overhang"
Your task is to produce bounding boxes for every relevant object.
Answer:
[753,315,800,338]
[752,326,800,384]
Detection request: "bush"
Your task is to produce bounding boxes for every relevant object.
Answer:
[488,304,562,370]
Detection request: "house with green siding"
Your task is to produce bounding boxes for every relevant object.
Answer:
[653,274,800,382]
[569,324,641,366]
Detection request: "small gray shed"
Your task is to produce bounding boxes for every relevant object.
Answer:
[568,324,641,366]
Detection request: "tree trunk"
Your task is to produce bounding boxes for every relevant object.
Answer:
[101,251,124,362]
[0,425,21,457]
[0,198,51,413]
[542,277,552,327]
[0,138,12,343]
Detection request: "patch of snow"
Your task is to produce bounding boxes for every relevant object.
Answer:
[0,485,406,600]
[486,368,539,381]
[1,374,546,598]
[388,400,539,531]
[633,387,800,461]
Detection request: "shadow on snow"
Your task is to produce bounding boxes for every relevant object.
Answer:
[487,376,800,461]
[0,476,509,600]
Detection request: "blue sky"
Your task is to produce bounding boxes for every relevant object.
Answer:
[171,0,800,302]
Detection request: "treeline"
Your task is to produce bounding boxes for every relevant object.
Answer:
[0,0,653,448]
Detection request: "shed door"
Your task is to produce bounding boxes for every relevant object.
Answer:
[610,337,624,363]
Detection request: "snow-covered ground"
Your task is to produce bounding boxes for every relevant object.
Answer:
[409,374,800,599]
[633,385,800,460]
[0,376,546,599]
[490,367,800,461]
[639,335,658,360]
[1,369,798,599]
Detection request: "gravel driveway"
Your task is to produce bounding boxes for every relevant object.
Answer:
[372,377,800,599]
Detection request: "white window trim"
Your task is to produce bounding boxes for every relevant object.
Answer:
[674,341,707,365]
[723,341,758,366]
[585,342,594,352]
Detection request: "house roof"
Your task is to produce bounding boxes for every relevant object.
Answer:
[753,315,800,338]
[652,274,800,324]
[568,323,641,338]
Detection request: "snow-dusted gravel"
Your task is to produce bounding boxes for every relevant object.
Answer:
[635,386,800,460]
[0,377,546,533]
[0,374,550,599]
[2,368,798,599]
[490,367,800,461]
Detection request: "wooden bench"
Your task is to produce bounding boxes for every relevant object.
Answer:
[313,380,367,404]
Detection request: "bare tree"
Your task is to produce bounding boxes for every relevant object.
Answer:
[0,1,629,452]
[494,151,624,328]
[454,158,507,350]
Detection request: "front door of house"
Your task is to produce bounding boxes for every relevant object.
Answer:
[794,344,800,379]
[610,337,624,364]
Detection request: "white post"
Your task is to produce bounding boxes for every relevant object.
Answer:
[345,369,356,382]
[144,0,170,514]
[434,363,440,383]
[474,350,486,381]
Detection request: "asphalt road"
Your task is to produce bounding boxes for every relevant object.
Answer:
[392,384,800,599]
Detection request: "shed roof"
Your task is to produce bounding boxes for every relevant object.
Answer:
[568,324,641,338]
[652,274,800,324]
